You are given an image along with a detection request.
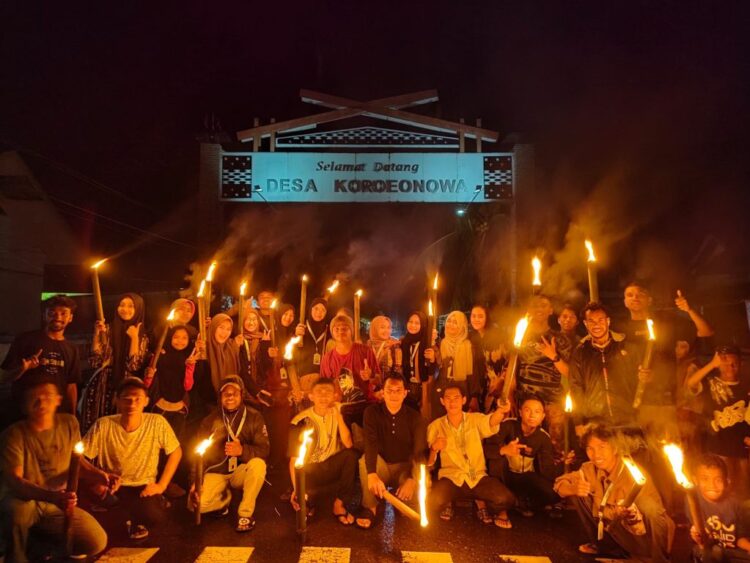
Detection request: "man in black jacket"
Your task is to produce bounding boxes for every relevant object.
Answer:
[189,375,269,532]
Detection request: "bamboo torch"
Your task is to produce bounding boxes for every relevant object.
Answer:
[149,309,176,371]
[564,392,573,471]
[238,281,247,336]
[354,289,363,343]
[418,463,428,528]
[294,428,314,536]
[64,441,85,555]
[532,256,542,295]
[197,280,207,359]
[585,240,599,303]
[269,299,278,348]
[663,443,706,544]
[194,434,214,525]
[204,261,217,316]
[632,319,655,409]
[500,316,530,405]
[299,275,309,324]
[621,457,647,507]
[431,273,439,340]
[90,259,107,323]
[284,336,303,401]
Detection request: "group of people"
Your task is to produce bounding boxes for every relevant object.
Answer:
[1,280,749,562]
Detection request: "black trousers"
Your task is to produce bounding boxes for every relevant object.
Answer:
[429,476,515,514]
[112,486,169,528]
[504,471,559,510]
[305,448,359,505]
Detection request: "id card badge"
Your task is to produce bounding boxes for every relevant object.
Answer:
[313,353,321,365]
[228,456,238,473]
[280,366,288,380]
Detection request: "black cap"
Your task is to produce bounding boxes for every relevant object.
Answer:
[116,376,148,395]
[716,345,741,357]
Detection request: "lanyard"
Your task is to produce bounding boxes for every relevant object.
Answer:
[307,321,327,353]
[223,407,247,442]
[598,350,614,418]
[595,463,624,540]
[409,342,420,382]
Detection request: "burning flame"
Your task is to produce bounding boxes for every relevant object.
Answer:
[301,274,308,283]
[91,258,107,270]
[428,299,434,317]
[74,441,85,455]
[240,281,247,296]
[195,433,214,456]
[355,289,363,298]
[419,463,428,527]
[432,273,439,291]
[166,308,176,321]
[294,428,314,469]
[564,393,573,413]
[513,316,529,348]
[585,240,596,263]
[646,318,655,341]
[270,298,278,310]
[197,280,206,298]
[531,256,542,286]
[663,443,693,489]
[206,261,218,282]
[327,280,340,294]
[284,336,302,360]
[623,457,647,485]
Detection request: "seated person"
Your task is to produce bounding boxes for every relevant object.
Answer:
[189,376,268,533]
[427,384,515,528]
[288,377,358,526]
[554,425,674,561]
[689,454,750,562]
[1,375,108,562]
[82,376,182,540]
[484,393,561,518]
[355,375,426,529]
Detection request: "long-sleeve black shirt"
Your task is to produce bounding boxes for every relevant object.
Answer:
[363,402,426,473]
[483,418,557,481]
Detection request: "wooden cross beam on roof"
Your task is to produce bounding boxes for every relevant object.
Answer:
[236,89,498,143]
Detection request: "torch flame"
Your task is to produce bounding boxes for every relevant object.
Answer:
[327,280,340,294]
[166,308,176,321]
[240,281,247,296]
[513,316,529,348]
[623,457,647,485]
[206,261,218,282]
[197,280,206,298]
[91,258,107,270]
[585,240,596,263]
[294,428,315,469]
[419,463,428,527]
[301,274,308,283]
[564,393,573,413]
[428,299,434,317]
[270,298,278,310]
[531,256,542,286]
[284,336,302,360]
[646,318,655,341]
[355,289,363,298]
[195,433,214,456]
[432,273,439,291]
[663,443,693,489]
[74,441,85,455]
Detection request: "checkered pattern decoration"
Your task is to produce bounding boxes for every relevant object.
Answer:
[483,155,513,199]
[221,155,252,199]
[276,126,459,148]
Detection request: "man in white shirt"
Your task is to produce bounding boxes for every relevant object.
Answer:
[83,377,182,540]
[427,383,514,528]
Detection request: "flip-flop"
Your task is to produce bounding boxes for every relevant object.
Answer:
[494,515,512,529]
[354,508,377,530]
[578,542,599,555]
[333,510,354,526]
[235,516,255,533]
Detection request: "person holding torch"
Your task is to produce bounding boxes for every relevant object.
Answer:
[0,374,109,562]
[553,425,674,561]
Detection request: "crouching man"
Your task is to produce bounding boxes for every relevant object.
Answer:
[554,424,674,561]
[1,375,108,562]
[190,376,269,532]
[427,384,515,528]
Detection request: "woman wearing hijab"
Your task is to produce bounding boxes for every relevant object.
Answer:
[238,308,273,406]
[367,316,399,380]
[205,313,240,393]
[468,304,505,412]
[80,293,149,432]
[143,325,198,440]
[170,297,198,340]
[295,298,330,377]
[428,310,481,420]
[398,311,435,416]
[277,304,296,344]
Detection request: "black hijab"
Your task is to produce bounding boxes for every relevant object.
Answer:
[306,297,329,337]
[154,325,193,401]
[401,310,430,382]
[110,293,145,384]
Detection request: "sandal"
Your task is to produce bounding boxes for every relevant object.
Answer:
[235,516,255,533]
[440,504,454,521]
[578,542,599,555]
[494,515,512,529]
[476,507,492,525]
[333,509,354,526]
[354,507,377,530]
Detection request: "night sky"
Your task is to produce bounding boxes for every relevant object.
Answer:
[3,1,749,318]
